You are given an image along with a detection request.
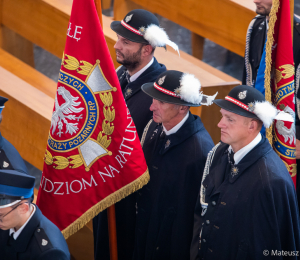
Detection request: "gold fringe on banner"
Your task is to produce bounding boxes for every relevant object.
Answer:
[264,0,280,145]
[62,169,150,239]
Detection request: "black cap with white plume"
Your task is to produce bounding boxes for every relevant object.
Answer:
[111,9,179,55]
[141,70,218,107]
[213,85,294,127]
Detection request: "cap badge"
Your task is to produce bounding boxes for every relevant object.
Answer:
[3,161,9,168]
[139,26,146,35]
[231,166,239,177]
[248,102,255,112]
[174,87,181,96]
[165,139,171,149]
[42,239,48,246]
[125,14,133,23]
[238,90,247,100]
[158,76,166,85]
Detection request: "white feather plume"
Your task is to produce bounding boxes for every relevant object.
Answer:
[144,24,180,55]
[253,101,277,128]
[179,73,202,104]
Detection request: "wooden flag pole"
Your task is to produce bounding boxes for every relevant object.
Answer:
[94,1,118,260]
[290,0,294,38]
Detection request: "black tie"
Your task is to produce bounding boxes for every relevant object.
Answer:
[228,151,235,166]
[7,233,15,246]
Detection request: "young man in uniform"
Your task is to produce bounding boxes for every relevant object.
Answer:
[0,169,70,259]
[190,85,300,260]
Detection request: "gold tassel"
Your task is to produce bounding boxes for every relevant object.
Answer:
[264,0,280,146]
[62,169,150,239]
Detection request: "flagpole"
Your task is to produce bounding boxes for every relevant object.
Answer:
[290,0,294,37]
[94,1,118,260]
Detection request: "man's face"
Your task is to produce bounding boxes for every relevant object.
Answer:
[254,0,273,16]
[0,205,22,230]
[150,99,180,125]
[217,109,251,149]
[114,35,144,71]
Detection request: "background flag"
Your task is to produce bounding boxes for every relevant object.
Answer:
[37,0,149,238]
[256,0,296,186]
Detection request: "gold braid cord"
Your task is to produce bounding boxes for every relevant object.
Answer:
[264,0,280,146]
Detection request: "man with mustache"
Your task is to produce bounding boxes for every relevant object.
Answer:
[134,70,216,259]
[190,85,300,260]
[93,9,179,260]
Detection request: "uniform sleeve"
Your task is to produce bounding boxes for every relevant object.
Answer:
[246,161,300,259]
[38,248,70,260]
[170,152,206,259]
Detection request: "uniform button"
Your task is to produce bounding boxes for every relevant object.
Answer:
[203,239,206,243]
[206,220,210,225]
[212,201,216,206]
[156,247,159,250]
[296,23,299,26]
[37,229,40,232]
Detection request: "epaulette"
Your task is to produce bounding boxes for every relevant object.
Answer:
[34,227,53,253]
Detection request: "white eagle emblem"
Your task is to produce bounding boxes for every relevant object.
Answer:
[51,87,84,137]
[158,76,166,85]
[276,105,296,145]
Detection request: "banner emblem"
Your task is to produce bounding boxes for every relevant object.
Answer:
[46,59,117,171]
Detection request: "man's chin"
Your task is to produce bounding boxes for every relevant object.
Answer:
[152,116,161,124]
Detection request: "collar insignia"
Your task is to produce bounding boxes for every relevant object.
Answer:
[158,76,166,85]
[165,139,171,149]
[125,88,132,98]
[125,14,133,23]
[3,161,9,168]
[42,239,48,246]
[238,90,247,100]
[231,166,239,177]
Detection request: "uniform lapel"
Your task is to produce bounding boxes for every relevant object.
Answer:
[13,205,41,253]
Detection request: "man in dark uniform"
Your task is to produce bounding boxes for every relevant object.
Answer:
[243,0,300,210]
[133,70,217,259]
[0,96,27,174]
[93,9,178,260]
[0,169,70,259]
[190,85,300,260]
[294,14,300,209]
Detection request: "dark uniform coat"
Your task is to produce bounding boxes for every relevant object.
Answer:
[0,205,70,260]
[294,15,300,206]
[243,14,300,214]
[0,133,27,174]
[133,113,214,260]
[93,57,166,260]
[190,137,300,260]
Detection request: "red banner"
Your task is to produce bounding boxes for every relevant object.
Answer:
[266,0,296,185]
[37,0,149,238]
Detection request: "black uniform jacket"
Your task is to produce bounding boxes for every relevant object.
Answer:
[242,15,300,86]
[190,136,300,260]
[118,57,166,139]
[0,205,70,260]
[0,133,27,173]
[133,113,214,260]
[294,15,300,201]
[93,57,166,260]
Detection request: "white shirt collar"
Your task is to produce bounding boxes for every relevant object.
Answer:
[228,133,262,165]
[9,204,36,240]
[129,58,154,82]
[163,112,189,136]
